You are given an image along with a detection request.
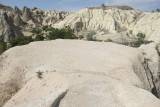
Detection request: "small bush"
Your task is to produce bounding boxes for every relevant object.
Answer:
[34,34,44,41]
[101,3,105,7]
[105,38,113,42]
[79,35,84,40]
[156,46,160,56]
[31,28,42,35]
[0,41,6,54]
[16,26,22,31]
[122,33,153,47]
[42,25,49,31]
[9,36,34,47]
[36,71,43,79]
[86,31,96,41]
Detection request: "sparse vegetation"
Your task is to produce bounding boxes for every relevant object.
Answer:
[79,35,84,40]
[46,26,77,40]
[105,38,113,42]
[42,25,49,31]
[123,33,153,47]
[156,46,160,56]
[132,33,153,47]
[34,34,44,41]
[86,31,96,41]
[36,71,43,79]
[31,28,42,35]
[16,26,22,31]
[9,36,34,47]
[7,26,76,48]
[0,41,6,54]
[101,3,105,7]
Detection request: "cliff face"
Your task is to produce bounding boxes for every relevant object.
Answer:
[54,8,160,43]
[0,12,24,42]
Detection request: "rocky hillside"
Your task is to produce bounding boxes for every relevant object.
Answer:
[0,40,160,107]
[0,6,70,29]
[0,4,70,42]
[54,8,160,43]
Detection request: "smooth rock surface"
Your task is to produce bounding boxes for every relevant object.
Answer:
[0,40,160,107]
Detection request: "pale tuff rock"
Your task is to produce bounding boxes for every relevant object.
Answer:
[14,14,25,26]
[54,8,160,43]
[14,6,22,15]
[22,7,33,22]
[0,12,23,42]
[139,43,160,97]
[0,40,160,107]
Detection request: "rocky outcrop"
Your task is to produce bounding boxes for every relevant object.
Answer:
[0,4,13,12]
[14,6,22,15]
[0,12,23,42]
[14,14,25,26]
[0,40,160,107]
[22,7,33,22]
[54,8,160,43]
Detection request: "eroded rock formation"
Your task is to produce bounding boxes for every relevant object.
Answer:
[0,12,23,42]
[54,8,160,43]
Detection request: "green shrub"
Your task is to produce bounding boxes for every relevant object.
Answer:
[156,46,160,56]
[122,33,153,47]
[105,38,113,42]
[0,41,6,54]
[42,25,49,31]
[31,28,42,35]
[132,33,153,47]
[34,34,44,41]
[9,36,34,47]
[46,26,77,40]
[86,31,96,41]
[79,35,84,39]
[36,71,43,79]
[16,26,22,31]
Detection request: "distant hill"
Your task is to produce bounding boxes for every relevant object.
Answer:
[88,5,134,10]
[0,3,13,11]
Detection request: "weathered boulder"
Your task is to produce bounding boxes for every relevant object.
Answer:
[139,43,160,97]
[0,40,160,107]
[0,12,23,42]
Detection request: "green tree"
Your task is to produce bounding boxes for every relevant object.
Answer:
[156,9,160,12]
[9,36,34,47]
[101,3,105,7]
[46,26,77,40]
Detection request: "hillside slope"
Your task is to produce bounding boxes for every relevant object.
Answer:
[54,8,160,43]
